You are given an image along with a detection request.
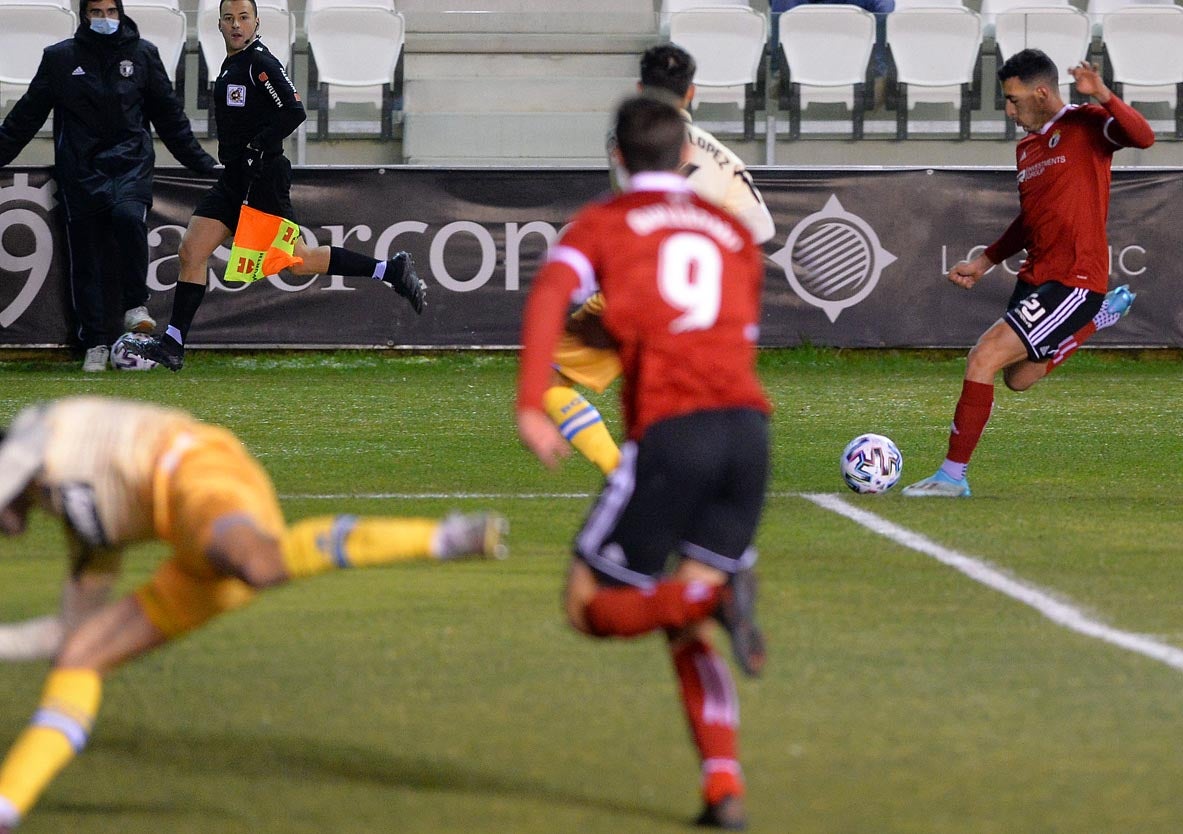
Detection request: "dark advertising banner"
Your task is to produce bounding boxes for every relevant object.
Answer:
[1,166,1179,349]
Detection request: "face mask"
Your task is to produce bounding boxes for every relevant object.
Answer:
[89,17,119,35]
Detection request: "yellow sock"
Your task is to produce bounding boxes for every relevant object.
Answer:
[0,668,102,823]
[543,386,620,475]
[281,515,439,578]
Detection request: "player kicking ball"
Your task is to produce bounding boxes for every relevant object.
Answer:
[903,50,1152,497]
[0,396,507,831]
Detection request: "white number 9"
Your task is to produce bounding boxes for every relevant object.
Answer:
[0,208,53,328]
[658,232,722,333]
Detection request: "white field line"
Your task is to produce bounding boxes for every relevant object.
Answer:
[279,488,1183,671]
[803,492,1183,673]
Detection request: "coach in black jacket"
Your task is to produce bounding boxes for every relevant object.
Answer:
[0,0,217,372]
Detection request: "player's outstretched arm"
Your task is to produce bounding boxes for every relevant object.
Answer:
[0,570,117,662]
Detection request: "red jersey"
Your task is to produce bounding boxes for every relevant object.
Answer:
[984,96,1154,293]
[518,172,769,441]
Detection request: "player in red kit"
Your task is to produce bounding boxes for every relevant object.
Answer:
[903,49,1153,497]
[517,96,770,830]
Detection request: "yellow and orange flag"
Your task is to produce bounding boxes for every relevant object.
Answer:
[223,204,304,283]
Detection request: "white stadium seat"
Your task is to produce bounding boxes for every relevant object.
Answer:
[669,5,768,139]
[659,0,751,37]
[979,0,1069,39]
[1087,0,1174,40]
[886,6,983,139]
[123,1,187,87]
[1103,4,1183,137]
[778,5,875,139]
[0,4,76,110]
[305,0,406,139]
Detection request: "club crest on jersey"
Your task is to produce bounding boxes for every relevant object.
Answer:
[227,84,247,107]
[1048,130,1061,149]
[119,60,134,78]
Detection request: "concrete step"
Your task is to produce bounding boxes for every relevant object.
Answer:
[403,111,612,161]
[405,51,640,80]
[404,76,634,114]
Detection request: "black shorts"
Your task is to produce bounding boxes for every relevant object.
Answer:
[1003,280,1104,362]
[193,156,297,232]
[574,408,769,588]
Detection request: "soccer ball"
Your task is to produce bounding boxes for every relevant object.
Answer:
[841,433,903,494]
[110,332,157,371]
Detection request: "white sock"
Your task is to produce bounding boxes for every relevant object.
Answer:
[939,459,968,481]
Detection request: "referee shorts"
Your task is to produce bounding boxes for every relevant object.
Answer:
[193,156,298,232]
[134,425,287,638]
[574,408,769,588]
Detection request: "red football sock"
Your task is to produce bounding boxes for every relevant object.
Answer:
[584,581,719,638]
[945,379,994,465]
[1047,321,1098,373]
[672,638,744,804]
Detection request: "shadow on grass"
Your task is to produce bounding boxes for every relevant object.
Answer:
[56,721,685,828]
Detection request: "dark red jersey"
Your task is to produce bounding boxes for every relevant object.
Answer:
[518,172,769,441]
[984,96,1154,293]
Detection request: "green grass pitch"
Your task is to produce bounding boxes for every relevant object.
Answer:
[0,348,1181,833]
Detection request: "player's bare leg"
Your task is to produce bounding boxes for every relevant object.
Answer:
[126,215,231,371]
[903,320,1028,497]
[0,595,168,830]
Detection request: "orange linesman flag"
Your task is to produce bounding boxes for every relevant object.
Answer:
[223,204,304,283]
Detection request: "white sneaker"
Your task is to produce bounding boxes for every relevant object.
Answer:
[82,345,110,372]
[435,512,509,560]
[123,305,156,333]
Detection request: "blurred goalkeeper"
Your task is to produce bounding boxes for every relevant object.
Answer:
[0,396,507,832]
[544,42,775,476]
[129,0,426,372]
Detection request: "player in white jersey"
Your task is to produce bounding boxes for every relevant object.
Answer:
[0,396,507,832]
[543,43,775,476]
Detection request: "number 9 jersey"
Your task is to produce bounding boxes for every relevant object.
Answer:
[521,171,770,442]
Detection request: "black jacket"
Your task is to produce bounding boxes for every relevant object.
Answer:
[0,16,216,218]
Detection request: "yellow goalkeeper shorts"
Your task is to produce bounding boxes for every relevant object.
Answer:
[135,425,286,637]
[552,292,621,394]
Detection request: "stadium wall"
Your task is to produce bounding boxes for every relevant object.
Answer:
[0,166,1179,349]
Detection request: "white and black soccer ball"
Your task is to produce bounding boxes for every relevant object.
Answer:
[110,332,157,371]
[841,433,903,494]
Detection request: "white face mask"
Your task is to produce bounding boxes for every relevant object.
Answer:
[89,17,119,35]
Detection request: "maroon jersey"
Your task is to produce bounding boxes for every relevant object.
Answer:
[985,97,1154,293]
[519,172,769,441]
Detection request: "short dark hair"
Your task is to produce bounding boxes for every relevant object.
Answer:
[81,0,124,17]
[998,48,1058,88]
[614,96,686,175]
[640,43,696,98]
[220,0,258,15]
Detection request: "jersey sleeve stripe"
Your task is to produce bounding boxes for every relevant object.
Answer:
[548,244,597,303]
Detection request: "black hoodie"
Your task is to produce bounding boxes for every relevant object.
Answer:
[0,10,216,218]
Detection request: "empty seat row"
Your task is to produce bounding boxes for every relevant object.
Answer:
[773,3,1183,139]
[0,1,406,140]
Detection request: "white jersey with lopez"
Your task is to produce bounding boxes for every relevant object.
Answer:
[607,109,775,245]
